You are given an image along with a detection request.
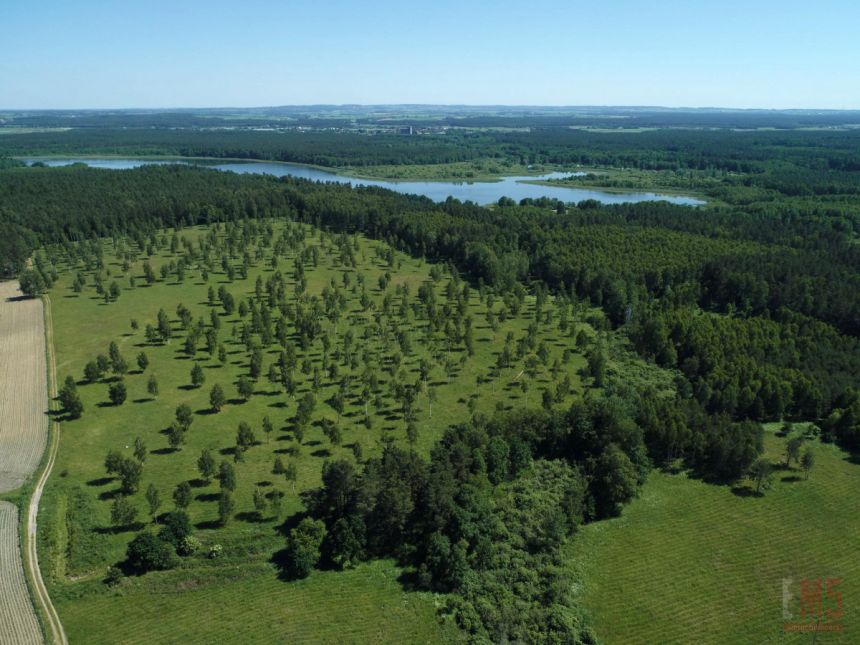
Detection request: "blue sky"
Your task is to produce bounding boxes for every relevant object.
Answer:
[1,0,858,109]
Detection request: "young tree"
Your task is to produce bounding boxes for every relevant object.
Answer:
[801,448,815,479]
[253,487,267,520]
[269,489,284,518]
[785,436,803,467]
[209,383,226,412]
[59,376,84,418]
[167,422,186,451]
[145,484,161,521]
[197,449,216,483]
[218,461,236,492]
[236,376,254,401]
[133,436,147,463]
[173,481,192,509]
[136,351,149,372]
[108,380,127,406]
[273,457,286,475]
[175,403,194,430]
[262,416,274,443]
[190,363,205,388]
[286,518,326,578]
[117,457,143,495]
[84,360,101,383]
[750,457,773,494]
[110,495,138,529]
[284,462,298,492]
[147,373,159,398]
[236,421,256,452]
[218,491,234,526]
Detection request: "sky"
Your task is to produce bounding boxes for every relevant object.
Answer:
[1,0,859,110]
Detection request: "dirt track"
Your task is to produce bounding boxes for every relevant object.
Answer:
[0,281,48,493]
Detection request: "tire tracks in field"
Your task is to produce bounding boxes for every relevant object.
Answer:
[24,293,67,645]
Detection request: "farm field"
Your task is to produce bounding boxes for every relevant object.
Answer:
[569,427,860,644]
[39,219,596,642]
[0,501,42,644]
[0,280,48,493]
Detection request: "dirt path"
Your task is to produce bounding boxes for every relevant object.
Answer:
[0,283,66,645]
[0,281,48,493]
[26,293,68,645]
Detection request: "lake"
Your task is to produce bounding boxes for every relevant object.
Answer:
[25,158,706,206]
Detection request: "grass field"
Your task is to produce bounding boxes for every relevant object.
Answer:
[569,426,859,644]
[39,219,593,642]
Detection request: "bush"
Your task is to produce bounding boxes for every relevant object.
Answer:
[158,510,192,549]
[178,535,203,556]
[286,518,326,578]
[125,532,177,573]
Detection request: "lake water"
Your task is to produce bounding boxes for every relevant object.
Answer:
[26,158,706,206]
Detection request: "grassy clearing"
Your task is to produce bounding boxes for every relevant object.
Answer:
[336,159,555,182]
[569,427,859,644]
[40,219,591,642]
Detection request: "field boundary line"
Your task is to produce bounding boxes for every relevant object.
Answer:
[21,292,67,645]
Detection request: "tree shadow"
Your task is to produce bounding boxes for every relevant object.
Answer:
[151,447,178,455]
[195,520,223,531]
[133,397,155,404]
[195,492,221,503]
[311,449,332,458]
[95,521,146,535]
[782,475,803,483]
[189,478,210,488]
[87,476,114,487]
[730,486,763,498]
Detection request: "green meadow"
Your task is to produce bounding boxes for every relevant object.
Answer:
[38,219,593,643]
[570,426,860,644]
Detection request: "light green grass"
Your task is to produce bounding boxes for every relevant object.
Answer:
[569,427,859,644]
[39,220,589,642]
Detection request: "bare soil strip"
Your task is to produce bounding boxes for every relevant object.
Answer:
[0,501,42,644]
[0,281,48,493]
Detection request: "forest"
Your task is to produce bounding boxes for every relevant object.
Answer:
[2,121,860,642]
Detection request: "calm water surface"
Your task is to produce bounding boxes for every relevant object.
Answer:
[27,158,706,206]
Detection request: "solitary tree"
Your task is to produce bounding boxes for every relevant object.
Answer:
[801,449,815,479]
[236,376,254,401]
[197,449,216,483]
[218,491,234,526]
[108,380,127,406]
[145,484,161,521]
[190,363,205,388]
[750,458,773,494]
[133,436,147,463]
[209,383,226,412]
[110,495,138,529]
[173,481,192,509]
[785,436,803,467]
[175,403,194,431]
[284,462,298,492]
[253,487,267,520]
[59,376,84,418]
[236,422,256,452]
[136,352,149,372]
[167,422,186,451]
[147,373,159,398]
[262,416,274,443]
[218,461,236,492]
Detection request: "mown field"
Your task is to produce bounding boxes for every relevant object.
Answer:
[39,219,596,642]
[570,426,859,644]
[0,280,48,494]
[0,501,42,644]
